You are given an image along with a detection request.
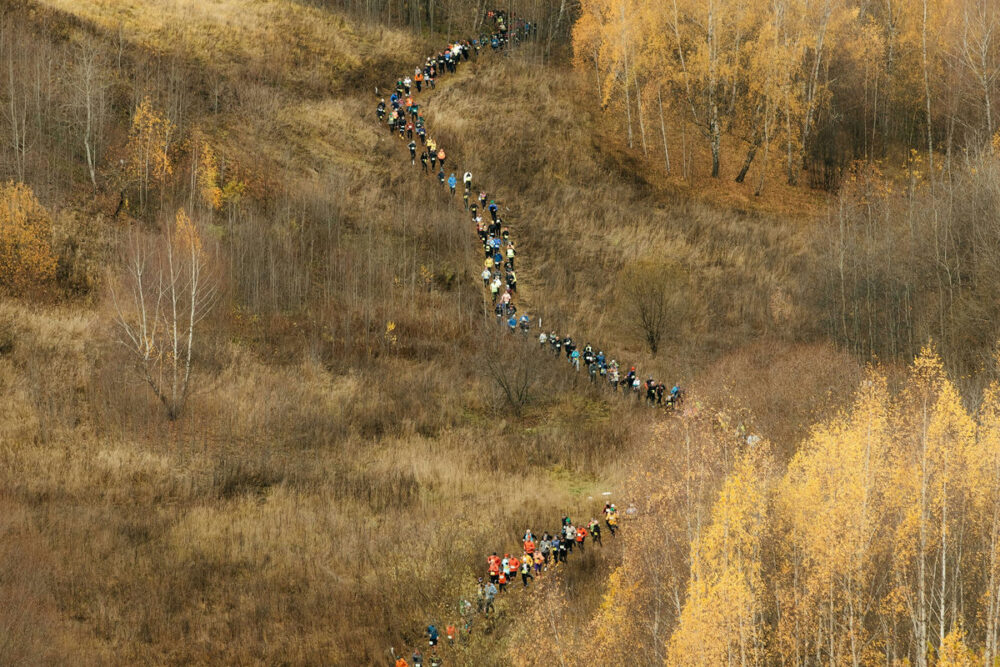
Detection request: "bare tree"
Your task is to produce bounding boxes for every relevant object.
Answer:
[620,259,687,355]
[484,329,537,417]
[959,0,999,144]
[70,38,107,195]
[111,209,218,420]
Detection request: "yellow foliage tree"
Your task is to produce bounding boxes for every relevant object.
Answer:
[125,96,174,213]
[938,626,975,666]
[0,182,57,293]
[668,443,771,665]
[973,368,1000,664]
[775,369,892,664]
[888,347,978,667]
[197,143,223,212]
[588,410,745,664]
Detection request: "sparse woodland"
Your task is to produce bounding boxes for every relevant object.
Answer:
[2,0,1000,664]
[576,0,1000,376]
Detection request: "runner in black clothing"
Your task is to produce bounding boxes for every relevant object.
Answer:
[409,140,417,165]
[420,151,429,172]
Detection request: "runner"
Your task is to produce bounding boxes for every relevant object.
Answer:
[484,580,497,614]
[448,173,457,197]
[589,518,602,546]
[520,557,533,587]
[487,553,500,583]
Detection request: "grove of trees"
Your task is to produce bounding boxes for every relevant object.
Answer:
[587,348,1000,665]
[573,0,1000,192]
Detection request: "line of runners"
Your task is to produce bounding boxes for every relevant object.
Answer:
[380,10,665,665]
[397,504,627,667]
[376,21,686,414]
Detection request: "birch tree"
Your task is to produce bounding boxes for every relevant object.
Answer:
[668,443,771,665]
[111,208,218,420]
[67,40,108,195]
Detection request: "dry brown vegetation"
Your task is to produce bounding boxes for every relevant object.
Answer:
[0,2,666,661]
[5,0,987,663]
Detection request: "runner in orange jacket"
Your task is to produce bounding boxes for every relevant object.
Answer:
[487,553,500,583]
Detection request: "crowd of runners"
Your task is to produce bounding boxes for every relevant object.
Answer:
[381,10,677,665]
[394,503,629,666]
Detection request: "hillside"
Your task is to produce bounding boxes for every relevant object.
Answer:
[2,2,668,663]
[7,0,1000,664]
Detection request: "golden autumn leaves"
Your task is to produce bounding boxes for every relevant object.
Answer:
[592,347,1000,665]
[573,0,1000,193]
[0,182,56,294]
